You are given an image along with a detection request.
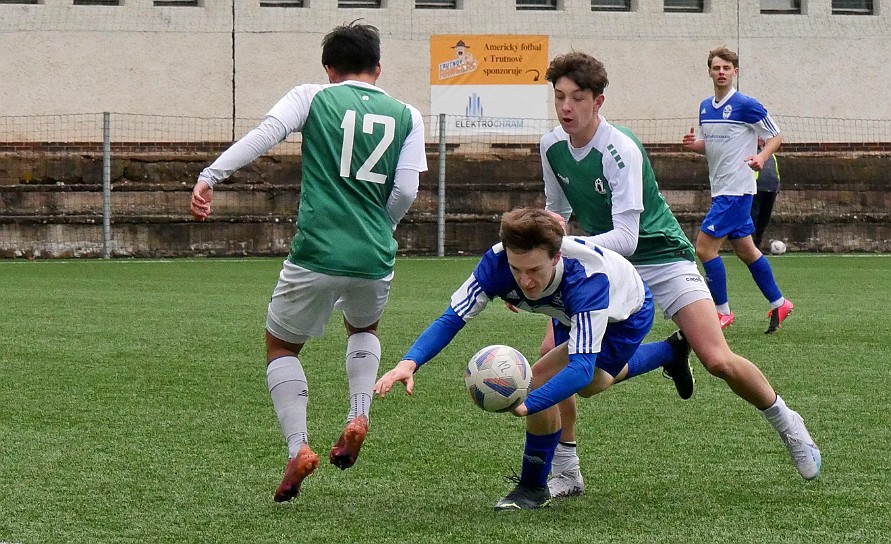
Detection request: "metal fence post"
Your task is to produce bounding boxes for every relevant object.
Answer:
[437,113,446,257]
[102,112,111,259]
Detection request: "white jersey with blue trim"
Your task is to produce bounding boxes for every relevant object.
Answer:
[698,88,781,197]
[449,237,645,356]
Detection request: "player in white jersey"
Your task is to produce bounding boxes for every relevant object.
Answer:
[683,46,794,334]
[189,22,427,502]
[541,52,820,497]
[374,208,693,510]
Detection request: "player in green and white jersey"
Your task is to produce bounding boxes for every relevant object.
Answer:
[539,52,820,497]
[189,22,427,502]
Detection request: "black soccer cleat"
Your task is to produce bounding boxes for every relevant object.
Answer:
[662,330,694,400]
[494,478,551,511]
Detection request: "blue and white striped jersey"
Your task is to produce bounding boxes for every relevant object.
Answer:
[698,88,780,197]
[450,237,645,357]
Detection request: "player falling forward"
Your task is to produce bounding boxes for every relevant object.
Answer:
[539,52,820,498]
[189,21,427,501]
[375,208,694,510]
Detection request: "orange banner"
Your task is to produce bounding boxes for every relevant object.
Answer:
[430,35,548,86]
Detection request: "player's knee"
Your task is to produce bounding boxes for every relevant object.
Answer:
[697,350,735,379]
[695,246,713,262]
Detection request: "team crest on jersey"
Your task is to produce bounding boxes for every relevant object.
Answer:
[593,177,606,194]
[557,173,571,185]
[722,105,733,119]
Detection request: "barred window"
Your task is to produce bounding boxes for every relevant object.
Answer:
[665,0,703,13]
[516,0,557,9]
[417,0,456,8]
[260,0,304,6]
[153,0,200,6]
[338,0,382,7]
[761,0,801,14]
[74,0,120,4]
[591,0,630,12]
[832,0,873,14]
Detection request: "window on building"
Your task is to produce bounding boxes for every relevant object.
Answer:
[338,0,381,7]
[0,0,41,4]
[417,0,456,8]
[516,0,557,9]
[832,0,873,14]
[761,0,801,13]
[591,0,630,11]
[665,0,703,12]
[153,0,200,6]
[74,0,120,5]
[260,0,304,6]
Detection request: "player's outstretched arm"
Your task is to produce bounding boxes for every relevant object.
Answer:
[374,360,418,397]
[190,179,214,220]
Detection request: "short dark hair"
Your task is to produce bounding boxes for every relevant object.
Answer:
[545,52,609,97]
[321,21,381,76]
[500,208,564,258]
[708,46,738,69]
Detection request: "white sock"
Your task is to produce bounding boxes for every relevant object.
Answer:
[346,332,381,422]
[550,442,579,476]
[770,297,786,310]
[762,394,795,434]
[266,356,309,458]
[716,303,731,315]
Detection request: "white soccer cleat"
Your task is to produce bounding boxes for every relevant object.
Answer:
[547,468,585,498]
[781,411,822,480]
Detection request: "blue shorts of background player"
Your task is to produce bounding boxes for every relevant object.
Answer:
[700,195,756,240]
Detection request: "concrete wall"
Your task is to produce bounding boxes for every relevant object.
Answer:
[1,150,888,257]
[1,0,889,139]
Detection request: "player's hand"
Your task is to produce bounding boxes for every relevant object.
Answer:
[374,360,418,397]
[504,301,520,313]
[745,154,766,171]
[511,402,529,417]
[681,127,697,149]
[190,180,214,220]
[545,210,568,234]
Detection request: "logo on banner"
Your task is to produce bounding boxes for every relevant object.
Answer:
[438,40,478,80]
[466,93,483,117]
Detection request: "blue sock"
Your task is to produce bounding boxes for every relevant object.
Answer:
[520,430,561,488]
[748,255,783,304]
[702,256,729,306]
[625,341,673,379]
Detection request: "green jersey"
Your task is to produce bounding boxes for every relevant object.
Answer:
[541,118,694,266]
[268,82,426,279]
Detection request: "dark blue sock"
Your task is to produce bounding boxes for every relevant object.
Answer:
[520,430,561,488]
[748,255,782,304]
[626,341,673,379]
[702,256,729,306]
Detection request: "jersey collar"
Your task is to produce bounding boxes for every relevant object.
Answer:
[529,257,564,301]
[712,87,737,109]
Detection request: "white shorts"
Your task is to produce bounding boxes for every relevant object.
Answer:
[635,260,712,319]
[266,260,393,344]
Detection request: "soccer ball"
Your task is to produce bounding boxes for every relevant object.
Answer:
[464,345,532,413]
[770,240,787,255]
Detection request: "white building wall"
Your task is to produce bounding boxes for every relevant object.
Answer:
[1,0,888,141]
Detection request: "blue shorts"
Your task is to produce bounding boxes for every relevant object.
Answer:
[553,287,654,378]
[701,195,756,240]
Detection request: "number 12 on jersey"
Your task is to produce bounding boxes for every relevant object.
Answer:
[339,109,396,184]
